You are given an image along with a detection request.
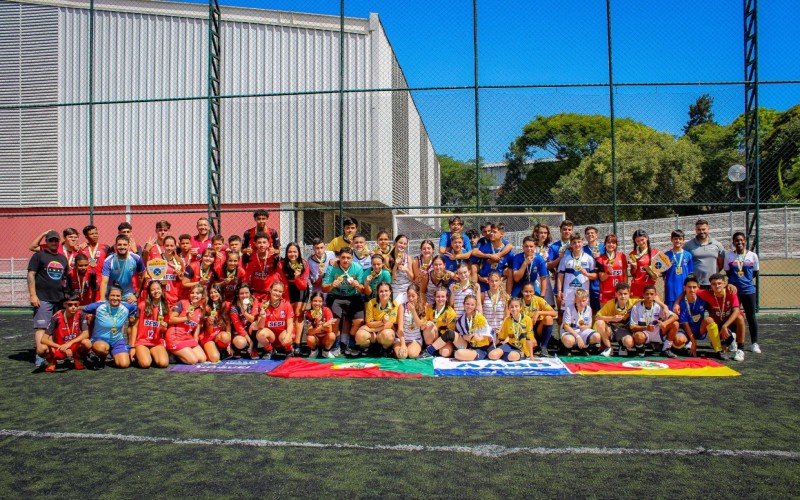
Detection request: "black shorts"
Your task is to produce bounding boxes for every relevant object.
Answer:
[288,283,309,304]
[610,323,632,342]
[325,294,365,321]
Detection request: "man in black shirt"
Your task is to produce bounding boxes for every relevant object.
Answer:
[27,231,69,367]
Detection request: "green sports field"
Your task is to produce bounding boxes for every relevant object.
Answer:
[0,311,798,498]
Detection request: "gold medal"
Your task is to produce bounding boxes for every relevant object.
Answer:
[738,270,744,277]
[110,327,118,334]
[158,315,164,322]
[676,266,683,275]
[210,310,217,318]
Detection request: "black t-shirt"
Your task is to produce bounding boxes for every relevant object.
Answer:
[27,250,69,303]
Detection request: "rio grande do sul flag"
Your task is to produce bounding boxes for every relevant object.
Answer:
[564,357,740,377]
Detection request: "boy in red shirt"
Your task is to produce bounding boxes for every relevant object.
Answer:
[244,232,279,301]
[67,254,99,306]
[41,294,91,372]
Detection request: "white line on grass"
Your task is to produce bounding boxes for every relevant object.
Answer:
[2,334,25,340]
[0,429,798,459]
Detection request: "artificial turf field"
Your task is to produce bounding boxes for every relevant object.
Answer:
[0,310,798,498]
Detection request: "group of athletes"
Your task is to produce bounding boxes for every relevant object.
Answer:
[26,209,761,371]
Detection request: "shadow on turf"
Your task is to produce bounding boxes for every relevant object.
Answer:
[8,348,34,364]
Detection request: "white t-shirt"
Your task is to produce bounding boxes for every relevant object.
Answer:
[561,303,594,335]
[557,251,595,309]
[630,301,673,343]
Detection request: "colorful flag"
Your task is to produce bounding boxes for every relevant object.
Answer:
[169,359,281,374]
[268,357,433,378]
[565,356,740,376]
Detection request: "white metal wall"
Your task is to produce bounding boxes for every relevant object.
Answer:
[1,0,440,210]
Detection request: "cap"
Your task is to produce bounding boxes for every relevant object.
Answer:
[45,230,60,241]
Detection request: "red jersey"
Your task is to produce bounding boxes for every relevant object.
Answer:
[215,264,247,302]
[244,253,279,294]
[48,310,87,344]
[596,252,628,304]
[191,235,212,257]
[260,299,293,334]
[147,243,169,262]
[136,302,167,346]
[140,261,183,306]
[304,307,333,329]
[67,267,99,305]
[696,289,740,324]
[205,301,230,337]
[79,243,110,276]
[170,300,205,336]
[185,262,219,291]
[629,248,659,297]
[229,299,261,336]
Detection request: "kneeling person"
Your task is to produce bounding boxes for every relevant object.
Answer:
[560,289,601,356]
[594,282,639,356]
[83,286,138,369]
[495,297,536,361]
[40,293,91,372]
[676,275,723,358]
[453,295,497,361]
[520,283,557,357]
[628,285,678,358]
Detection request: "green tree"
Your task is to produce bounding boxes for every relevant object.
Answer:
[760,105,800,202]
[437,154,493,209]
[550,123,703,222]
[684,94,716,133]
[684,122,741,212]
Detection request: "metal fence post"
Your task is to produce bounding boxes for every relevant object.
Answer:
[785,205,789,258]
[10,258,15,306]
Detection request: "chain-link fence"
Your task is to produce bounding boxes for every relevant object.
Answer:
[1,0,799,308]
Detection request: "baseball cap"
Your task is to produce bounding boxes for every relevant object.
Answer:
[45,230,60,241]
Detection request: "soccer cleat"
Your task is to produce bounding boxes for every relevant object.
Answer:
[729,340,738,353]
[262,350,272,360]
[249,348,260,360]
[73,358,86,370]
[44,362,57,373]
[748,343,762,354]
[579,349,589,357]
[600,347,613,357]
[308,348,319,359]
[344,346,361,357]
[661,349,677,359]
[34,355,46,367]
[733,349,745,362]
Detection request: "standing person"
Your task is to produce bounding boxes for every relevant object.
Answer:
[99,234,146,303]
[388,234,414,303]
[684,218,725,289]
[596,234,628,306]
[362,254,392,301]
[80,224,111,275]
[411,240,436,288]
[441,233,472,274]
[28,230,70,366]
[628,229,659,299]
[243,232,279,301]
[321,247,366,356]
[422,256,453,306]
[210,235,228,270]
[143,219,172,263]
[548,220,575,310]
[39,293,90,372]
[351,233,373,270]
[474,222,514,292]
[177,234,196,270]
[532,223,555,305]
[723,232,761,353]
[277,242,310,352]
[307,238,336,295]
[372,231,394,268]
[83,287,138,369]
[153,236,185,306]
[67,253,99,306]
[190,217,213,260]
[556,234,597,314]
[182,248,219,294]
[510,236,547,298]
[132,281,170,369]
[242,209,280,266]
[28,228,81,268]
[449,263,480,318]
[583,226,605,313]
[117,222,142,256]
[217,251,246,303]
[327,217,358,253]
[663,230,694,308]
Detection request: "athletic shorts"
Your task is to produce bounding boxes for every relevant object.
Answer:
[199,330,227,347]
[165,328,198,352]
[50,345,84,360]
[610,324,632,342]
[561,328,596,343]
[678,327,706,341]
[91,336,130,356]
[134,338,164,348]
[645,328,663,344]
[33,301,59,330]
[326,295,365,321]
[498,343,522,361]
[288,284,309,304]
[467,345,489,360]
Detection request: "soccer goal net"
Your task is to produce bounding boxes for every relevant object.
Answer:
[393,212,566,250]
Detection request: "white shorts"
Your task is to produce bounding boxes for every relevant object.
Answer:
[562,328,597,343]
[645,328,663,344]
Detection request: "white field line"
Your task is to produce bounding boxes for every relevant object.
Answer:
[2,334,25,340]
[0,429,798,460]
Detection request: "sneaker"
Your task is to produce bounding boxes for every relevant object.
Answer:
[34,354,47,367]
[733,349,745,362]
[308,348,319,359]
[249,348,260,360]
[748,343,762,354]
[85,351,101,370]
[329,346,342,358]
[322,350,335,359]
[292,345,302,357]
[44,362,56,373]
[729,340,738,353]
[262,350,273,360]
[661,349,677,359]
[418,350,432,359]
[685,341,692,351]
[73,358,86,370]
[540,347,551,358]
[618,347,627,356]
[344,346,361,357]
[579,349,589,356]
[637,346,646,358]
[600,347,613,357]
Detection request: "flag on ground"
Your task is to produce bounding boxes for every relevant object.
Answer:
[564,356,740,376]
[268,357,433,378]
[433,357,571,376]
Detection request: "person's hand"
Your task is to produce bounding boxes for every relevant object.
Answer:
[690,343,697,357]
[190,247,198,256]
[721,326,730,340]
[383,318,393,329]
[30,295,40,308]
[613,314,624,323]
[397,345,407,358]
[58,344,69,353]
[126,295,136,304]
[294,268,301,278]
[646,324,654,332]
[673,303,681,315]
[242,247,253,255]
[347,276,358,287]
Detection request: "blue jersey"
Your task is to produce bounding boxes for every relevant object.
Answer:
[101,253,145,298]
[510,252,547,297]
[438,232,472,252]
[677,296,709,338]
[663,249,694,307]
[83,301,138,343]
[477,241,514,291]
[723,250,759,295]
[442,254,460,273]
[583,243,605,294]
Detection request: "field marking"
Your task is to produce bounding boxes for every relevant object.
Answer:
[2,334,25,340]
[1,429,798,460]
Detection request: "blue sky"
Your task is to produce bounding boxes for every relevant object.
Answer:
[200,0,799,162]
